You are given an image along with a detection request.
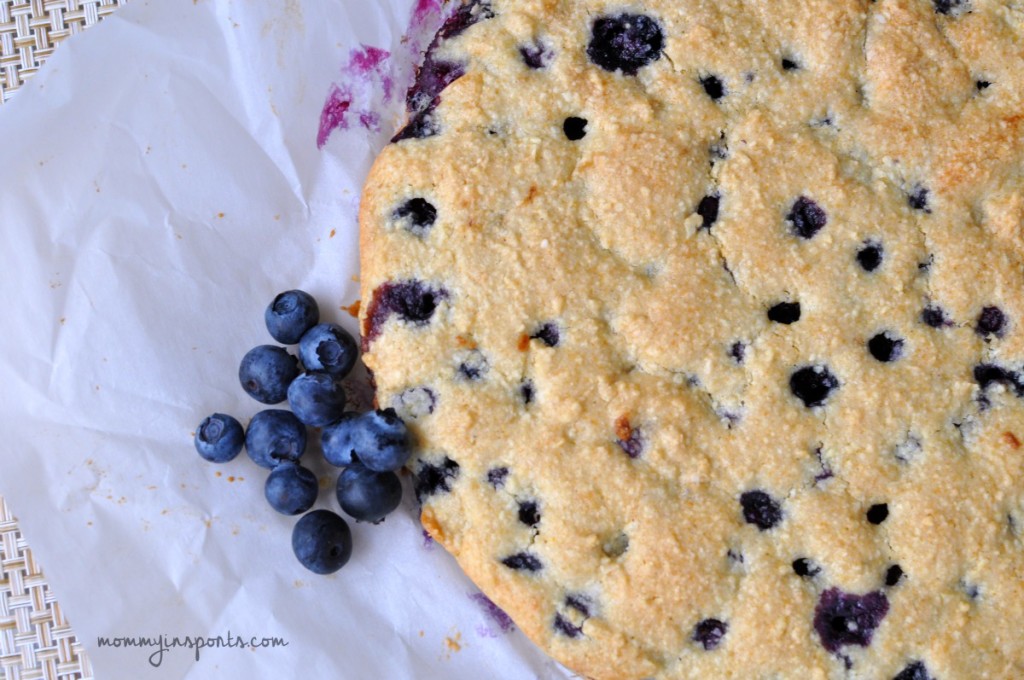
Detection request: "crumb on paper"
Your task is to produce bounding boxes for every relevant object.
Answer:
[329,228,336,238]
[215,471,223,477]
[294,579,305,588]
[342,300,361,318]
[350,274,359,283]
[216,212,225,219]
[59,317,65,325]
[443,630,462,658]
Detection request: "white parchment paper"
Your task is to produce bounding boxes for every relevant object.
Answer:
[0,1,575,677]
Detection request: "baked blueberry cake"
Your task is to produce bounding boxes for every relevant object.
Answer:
[359,1,1024,677]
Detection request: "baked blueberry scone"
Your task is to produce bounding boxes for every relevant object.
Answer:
[359,1,1024,677]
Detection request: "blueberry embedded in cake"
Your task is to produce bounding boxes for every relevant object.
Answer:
[358,0,1024,677]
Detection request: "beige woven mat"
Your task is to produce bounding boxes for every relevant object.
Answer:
[0,0,125,103]
[1,0,125,674]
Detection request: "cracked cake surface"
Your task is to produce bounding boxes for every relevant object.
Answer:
[358,1,1024,677]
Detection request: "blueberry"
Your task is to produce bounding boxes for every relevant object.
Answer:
[487,467,509,488]
[868,332,905,363]
[517,500,540,527]
[934,0,968,16]
[729,341,747,364]
[298,323,358,377]
[885,564,904,587]
[767,301,801,324]
[500,551,542,571]
[364,280,449,346]
[790,365,839,407]
[565,594,592,617]
[320,412,360,467]
[264,463,319,515]
[700,74,725,101]
[692,618,727,650]
[973,363,1024,396]
[563,117,587,141]
[194,413,244,463]
[414,457,460,502]
[787,196,828,239]
[287,372,347,427]
[393,198,438,237]
[519,40,553,68]
[908,186,931,212]
[697,193,720,230]
[238,345,300,404]
[922,305,951,328]
[334,408,411,472]
[781,57,800,71]
[976,79,991,91]
[857,241,884,272]
[530,322,560,347]
[245,409,306,469]
[813,588,889,652]
[457,349,489,380]
[740,490,783,530]
[336,462,403,524]
[976,306,1007,339]
[793,557,821,578]
[894,661,932,680]
[265,290,319,344]
[291,509,352,574]
[587,13,664,76]
[520,380,535,404]
[553,613,583,638]
[867,503,889,524]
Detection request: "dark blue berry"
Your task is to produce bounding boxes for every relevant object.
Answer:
[291,509,352,574]
[264,463,318,515]
[976,306,1007,339]
[894,661,932,680]
[520,380,535,404]
[517,500,540,527]
[697,193,720,229]
[790,365,839,407]
[908,186,931,212]
[487,467,509,488]
[729,341,747,364]
[320,412,360,467]
[327,408,411,472]
[857,241,884,272]
[457,350,489,380]
[287,372,347,427]
[692,618,727,650]
[393,198,438,237]
[298,323,358,377]
[974,363,1024,396]
[194,413,244,463]
[813,588,889,652]
[238,345,299,404]
[867,503,889,524]
[868,332,905,363]
[787,196,828,239]
[365,280,448,346]
[976,79,991,91]
[336,462,403,524]
[414,457,460,502]
[934,0,968,15]
[781,57,800,71]
[265,290,319,344]
[922,305,951,328]
[885,564,904,587]
[553,613,583,638]
[740,490,783,531]
[617,425,645,459]
[531,322,560,347]
[520,40,553,68]
[565,594,592,617]
[563,117,587,141]
[793,558,821,578]
[700,74,725,100]
[245,409,306,469]
[587,13,664,76]
[500,552,542,571]
[768,301,801,324]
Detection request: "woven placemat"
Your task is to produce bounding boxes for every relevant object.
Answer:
[0,0,125,103]
[1,0,125,673]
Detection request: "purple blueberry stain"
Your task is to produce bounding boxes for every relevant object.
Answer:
[565,594,592,618]
[456,349,489,381]
[616,420,645,459]
[587,13,664,76]
[520,39,554,69]
[729,341,747,364]
[487,466,509,488]
[469,592,516,635]
[317,45,393,148]
[553,613,584,638]
[922,304,952,328]
[740,490,783,531]
[501,551,543,572]
[530,322,560,347]
[787,196,828,239]
[520,380,536,405]
[692,618,728,650]
[974,363,1024,397]
[813,588,889,653]
[364,280,448,348]
[976,306,1008,339]
[908,185,931,212]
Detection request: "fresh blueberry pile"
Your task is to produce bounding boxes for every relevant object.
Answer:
[193,289,413,574]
